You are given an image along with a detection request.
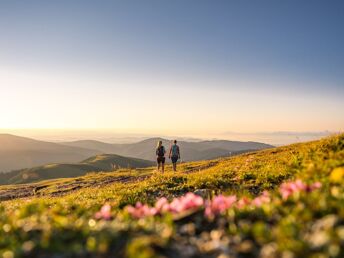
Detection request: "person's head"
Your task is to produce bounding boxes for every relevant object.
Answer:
[174,140,177,145]
[157,140,163,148]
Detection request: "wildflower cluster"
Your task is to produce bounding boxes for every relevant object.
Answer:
[279,179,322,200]
[125,193,204,219]
[204,195,237,218]
[93,179,321,221]
[123,191,272,220]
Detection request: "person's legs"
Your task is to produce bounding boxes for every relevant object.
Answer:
[171,156,178,171]
[157,157,161,171]
[161,157,165,173]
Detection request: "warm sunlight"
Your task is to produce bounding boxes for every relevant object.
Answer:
[0,2,343,136]
[0,1,343,257]
[1,66,343,133]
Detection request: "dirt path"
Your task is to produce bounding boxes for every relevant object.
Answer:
[183,161,219,174]
[0,161,220,202]
[0,174,149,201]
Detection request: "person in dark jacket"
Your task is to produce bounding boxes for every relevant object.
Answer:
[156,140,166,172]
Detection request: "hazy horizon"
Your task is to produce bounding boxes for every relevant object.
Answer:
[0,128,337,146]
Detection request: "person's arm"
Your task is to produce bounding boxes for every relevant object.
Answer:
[168,146,172,158]
[178,146,181,159]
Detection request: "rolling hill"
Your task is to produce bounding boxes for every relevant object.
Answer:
[0,134,100,172]
[0,134,342,257]
[0,154,155,185]
[62,137,274,161]
[0,134,273,173]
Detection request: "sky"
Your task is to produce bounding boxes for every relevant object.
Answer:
[0,0,343,140]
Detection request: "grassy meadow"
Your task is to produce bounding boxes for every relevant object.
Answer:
[0,134,344,257]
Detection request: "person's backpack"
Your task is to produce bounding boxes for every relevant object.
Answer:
[157,146,165,157]
[171,145,179,157]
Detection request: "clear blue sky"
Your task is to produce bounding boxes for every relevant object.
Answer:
[0,1,343,136]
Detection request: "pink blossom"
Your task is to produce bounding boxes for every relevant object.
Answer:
[204,195,237,218]
[155,197,169,212]
[237,197,251,209]
[252,191,271,207]
[204,202,213,218]
[95,204,112,220]
[181,193,204,210]
[310,181,322,190]
[279,180,322,200]
[279,185,293,200]
[168,193,204,213]
[168,198,183,213]
[211,195,237,213]
[99,179,323,221]
[125,193,205,219]
[295,179,307,190]
[125,202,156,219]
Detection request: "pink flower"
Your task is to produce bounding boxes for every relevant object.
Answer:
[155,197,169,212]
[182,193,204,210]
[212,195,237,213]
[294,179,307,190]
[204,202,213,218]
[237,197,251,209]
[205,195,237,218]
[252,191,271,207]
[168,198,183,213]
[125,202,156,219]
[279,180,322,200]
[168,193,204,213]
[125,193,205,219]
[310,181,322,190]
[95,204,112,220]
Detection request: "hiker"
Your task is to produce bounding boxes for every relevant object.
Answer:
[156,140,166,172]
[169,140,181,172]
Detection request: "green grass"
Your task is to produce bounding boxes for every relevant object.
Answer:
[0,134,343,257]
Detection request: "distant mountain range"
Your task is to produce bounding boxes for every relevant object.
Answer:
[0,134,273,174]
[62,138,273,161]
[0,154,155,185]
[0,134,99,173]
